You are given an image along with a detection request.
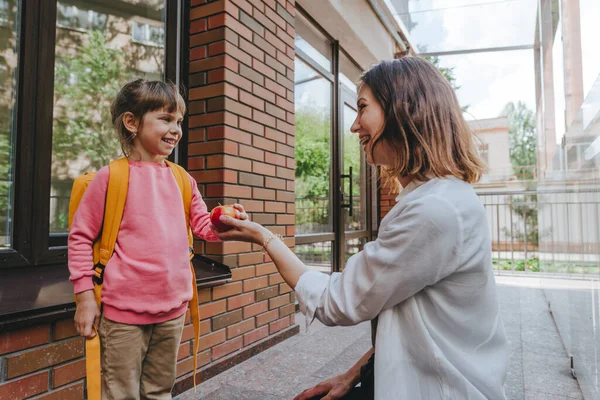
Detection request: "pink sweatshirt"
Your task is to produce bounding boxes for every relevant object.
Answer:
[68,160,220,325]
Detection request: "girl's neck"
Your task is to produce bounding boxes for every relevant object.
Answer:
[128,151,166,165]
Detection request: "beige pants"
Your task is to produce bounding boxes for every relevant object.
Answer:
[99,313,186,400]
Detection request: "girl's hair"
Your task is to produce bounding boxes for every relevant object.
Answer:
[360,57,486,193]
[111,79,186,157]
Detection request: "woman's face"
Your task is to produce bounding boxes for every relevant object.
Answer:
[351,85,395,166]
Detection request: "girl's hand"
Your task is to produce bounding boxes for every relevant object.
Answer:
[74,291,100,339]
[210,215,269,245]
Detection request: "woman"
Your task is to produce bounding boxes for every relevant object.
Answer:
[212,57,509,400]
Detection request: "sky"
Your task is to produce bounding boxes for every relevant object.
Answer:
[387,0,600,144]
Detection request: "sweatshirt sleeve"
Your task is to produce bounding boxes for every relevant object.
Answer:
[67,166,109,294]
[189,174,220,242]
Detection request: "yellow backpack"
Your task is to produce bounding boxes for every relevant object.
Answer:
[68,157,201,400]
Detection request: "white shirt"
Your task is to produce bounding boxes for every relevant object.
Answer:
[296,177,508,400]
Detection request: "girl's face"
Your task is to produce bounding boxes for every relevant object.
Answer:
[350,85,395,166]
[129,108,183,163]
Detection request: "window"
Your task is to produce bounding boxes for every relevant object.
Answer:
[479,143,489,165]
[132,21,165,47]
[0,0,18,249]
[0,0,181,323]
[57,3,107,32]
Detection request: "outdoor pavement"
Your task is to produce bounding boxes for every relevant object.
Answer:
[177,276,584,399]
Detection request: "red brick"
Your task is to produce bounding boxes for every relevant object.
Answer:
[276,167,295,181]
[252,161,277,177]
[276,214,295,225]
[276,142,294,157]
[188,140,238,156]
[190,46,207,60]
[199,299,227,320]
[265,152,286,167]
[286,1,295,16]
[227,318,255,339]
[277,49,294,69]
[256,309,278,326]
[243,325,269,346]
[0,371,48,400]
[212,336,243,359]
[226,42,253,67]
[240,90,265,110]
[239,144,265,161]
[206,183,252,198]
[252,58,276,80]
[276,119,294,135]
[189,82,238,101]
[253,187,276,200]
[265,176,286,190]
[207,126,252,145]
[38,382,84,400]
[190,55,238,73]
[207,154,252,172]
[269,273,285,286]
[286,225,295,236]
[265,30,286,52]
[279,303,296,318]
[199,329,227,351]
[189,128,206,142]
[205,240,252,256]
[243,300,269,319]
[253,136,276,152]
[256,262,277,276]
[178,342,191,361]
[265,6,286,28]
[190,169,238,184]
[265,78,286,97]
[212,281,243,300]
[52,359,85,388]
[279,282,293,294]
[253,110,277,128]
[181,320,211,342]
[0,325,49,355]
[262,0,276,11]
[190,19,207,34]
[227,292,255,310]
[264,201,286,213]
[252,83,276,103]
[210,14,252,40]
[208,41,226,56]
[286,202,295,214]
[239,117,265,136]
[231,265,256,281]
[239,37,265,61]
[269,293,289,309]
[199,288,212,303]
[243,276,269,292]
[188,156,205,170]
[238,200,264,213]
[286,157,296,169]
[6,338,83,379]
[232,0,253,15]
[190,0,227,20]
[269,316,290,334]
[265,127,286,143]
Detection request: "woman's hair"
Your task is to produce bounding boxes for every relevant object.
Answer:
[360,57,486,193]
[111,79,186,157]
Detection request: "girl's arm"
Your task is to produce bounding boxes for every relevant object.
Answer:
[68,166,109,293]
[188,175,220,242]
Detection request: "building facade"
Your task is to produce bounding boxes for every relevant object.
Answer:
[0,1,410,398]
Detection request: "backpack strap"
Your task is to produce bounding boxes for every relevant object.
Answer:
[85,157,129,400]
[166,160,200,392]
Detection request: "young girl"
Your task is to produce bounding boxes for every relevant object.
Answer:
[68,79,246,399]
[213,57,509,400]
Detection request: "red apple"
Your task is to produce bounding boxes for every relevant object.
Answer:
[210,205,238,231]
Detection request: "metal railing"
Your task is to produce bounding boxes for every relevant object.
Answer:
[478,189,600,277]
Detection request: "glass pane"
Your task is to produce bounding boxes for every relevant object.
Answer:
[295,241,332,273]
[343,237,367,268]
[294,58,332,234]
[50,1,167,233]
[0,0,19,249]
[386,0,538,53]
[342,103,365,231]
[295,12,331,72]
[339,52,361,93]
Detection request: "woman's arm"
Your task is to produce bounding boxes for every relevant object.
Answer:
[214,195,462,327]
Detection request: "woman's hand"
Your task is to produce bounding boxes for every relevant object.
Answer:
[293,372,356,400]
[210,213,270,245]
[74,290,100,339]
[231,203,248,220]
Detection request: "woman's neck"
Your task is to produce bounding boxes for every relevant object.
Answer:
[399,176,412,189]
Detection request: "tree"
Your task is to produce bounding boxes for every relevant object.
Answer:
[500,101,540,256]
[52,30,133,175]
[501,101,537,180]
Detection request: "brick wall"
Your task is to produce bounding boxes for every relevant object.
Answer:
[178,0,298,392]
[0,319,85,399]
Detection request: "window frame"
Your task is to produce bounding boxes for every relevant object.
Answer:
[0,0,187,326]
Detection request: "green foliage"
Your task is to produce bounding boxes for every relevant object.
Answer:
[52,30,132,172]
[425,55,460,91]
[500,101,537,180]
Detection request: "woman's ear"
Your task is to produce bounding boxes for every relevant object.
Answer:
[122,112,139,135]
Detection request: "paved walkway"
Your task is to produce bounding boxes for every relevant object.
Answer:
[177,277,583,399]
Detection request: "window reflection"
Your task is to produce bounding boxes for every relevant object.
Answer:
[51,1,167,233]
[294,58,332,234]
[0,0,18,249]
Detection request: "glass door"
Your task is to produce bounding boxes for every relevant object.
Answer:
[338,89,371,270]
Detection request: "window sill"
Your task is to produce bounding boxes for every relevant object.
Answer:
[0,258,231,332]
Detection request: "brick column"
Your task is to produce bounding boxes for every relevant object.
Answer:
[175,0,298,392]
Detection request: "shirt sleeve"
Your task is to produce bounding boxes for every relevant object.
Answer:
[295,195,463,328]
[189,174,220,242]
[67,166,109,294]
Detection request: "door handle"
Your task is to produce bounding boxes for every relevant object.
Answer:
[341,166,353,217]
